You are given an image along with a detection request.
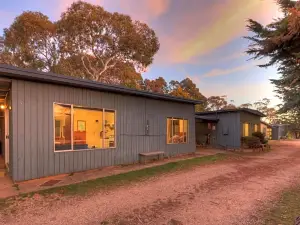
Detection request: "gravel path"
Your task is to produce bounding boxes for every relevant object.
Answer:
[1,141,300,225]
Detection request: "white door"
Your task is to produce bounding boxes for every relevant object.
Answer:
[4,108,9,167]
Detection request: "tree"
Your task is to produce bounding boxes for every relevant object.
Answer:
[252,98,277,124]
[3,11,60,71]
[0,36,4,52]
[1,1,159,87]
[239,103,253,109]
[57,55,143,89]
[223,104,236,110]
[277,109,300,138]
[206,96,228,111]
[57,1,159,81]
[245,0,300,113]
[143,77,168,94]
[169,78,207,111]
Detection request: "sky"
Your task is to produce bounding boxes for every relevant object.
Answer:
[0,0,283,106]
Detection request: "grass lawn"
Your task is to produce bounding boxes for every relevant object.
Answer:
[36,153,229,196]
[0,153,232,210]
[1,152,250,214]
[263,185,300,225]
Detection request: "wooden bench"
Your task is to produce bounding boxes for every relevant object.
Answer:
[139,151,165,164]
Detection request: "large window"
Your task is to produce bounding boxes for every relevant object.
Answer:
[167,118,188,144]
[54,103,116,152]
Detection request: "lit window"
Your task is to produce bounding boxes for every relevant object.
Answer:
[167,118,188,144]
[254,124,258,132]
[208,123,212,130]
[54,104,72,151]
[104,110,116,148]
[73,107,103,150]
[243,123,249,137]
[54,103,116,151]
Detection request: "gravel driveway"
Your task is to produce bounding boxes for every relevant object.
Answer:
[1,141,300,225]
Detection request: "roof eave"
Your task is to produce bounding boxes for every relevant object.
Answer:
[0,64,202,105]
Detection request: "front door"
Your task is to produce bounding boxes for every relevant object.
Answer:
[4,108,9,168]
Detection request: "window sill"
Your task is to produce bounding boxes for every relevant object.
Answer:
[54,147,116,153]
[167,142,189,145]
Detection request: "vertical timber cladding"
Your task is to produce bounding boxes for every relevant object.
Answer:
[11,79,196,181]
[215,112,241,149]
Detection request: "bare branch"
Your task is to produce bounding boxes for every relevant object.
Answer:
[81,55,95,78]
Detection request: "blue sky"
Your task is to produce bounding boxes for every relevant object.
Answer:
[0,0,283,106]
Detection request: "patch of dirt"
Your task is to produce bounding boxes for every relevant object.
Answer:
[1,141,300,225]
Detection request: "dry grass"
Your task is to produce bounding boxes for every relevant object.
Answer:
[263,185,300,225]
[0,153,230,211]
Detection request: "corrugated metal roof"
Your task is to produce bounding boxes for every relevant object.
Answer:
[195,115,219,122]
[196,108,266,117]
[0,64,202,105]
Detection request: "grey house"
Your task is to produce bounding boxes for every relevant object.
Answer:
[195,108,265,149]
[0,64,200,182]
[271,124,290,140]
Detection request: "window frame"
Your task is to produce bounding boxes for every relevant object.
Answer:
[166,117,189,145]
[53,102,117,153]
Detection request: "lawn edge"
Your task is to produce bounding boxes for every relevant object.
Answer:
[0,153,234,210]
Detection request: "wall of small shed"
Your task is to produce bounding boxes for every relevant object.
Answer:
[239,111,262,137]
[215,112,240,149]
[195,120,217,147]
[272,125,289,140]
[10,79,196,181]
[196,113,240,149]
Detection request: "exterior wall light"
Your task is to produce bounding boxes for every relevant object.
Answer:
[0,104,6,110]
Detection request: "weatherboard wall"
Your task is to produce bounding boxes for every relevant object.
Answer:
[215,112,241,149]
[10,79,196,181]
[195,112,241,149]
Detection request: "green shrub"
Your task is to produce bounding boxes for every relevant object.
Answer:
[243,136,261,148]
[252,131,265,143]
[287,131,293,139]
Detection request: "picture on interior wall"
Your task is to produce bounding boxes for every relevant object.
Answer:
[77,120,86,132]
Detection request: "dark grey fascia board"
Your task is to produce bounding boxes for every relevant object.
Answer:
[195,115,219,122]
[196,108,266,117]
[0,64,202,105]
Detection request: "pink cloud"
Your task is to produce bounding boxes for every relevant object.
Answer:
[53,0,280,65]
[154,0,281,64]
[119,0,170,22]
[202,64,254,77]
[198,81,281,106]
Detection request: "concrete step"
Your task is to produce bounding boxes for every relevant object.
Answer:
[0,169,5,177]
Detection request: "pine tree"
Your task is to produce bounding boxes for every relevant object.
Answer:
[246,0,300,113]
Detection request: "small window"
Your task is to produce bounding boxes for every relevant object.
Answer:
[243,123,249,137]
[208,123,212,130]
[167,118,188,144]
[104,110,116,148]
[208,123,216,131]
[212,125,216,131]
[254,124,258,132]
